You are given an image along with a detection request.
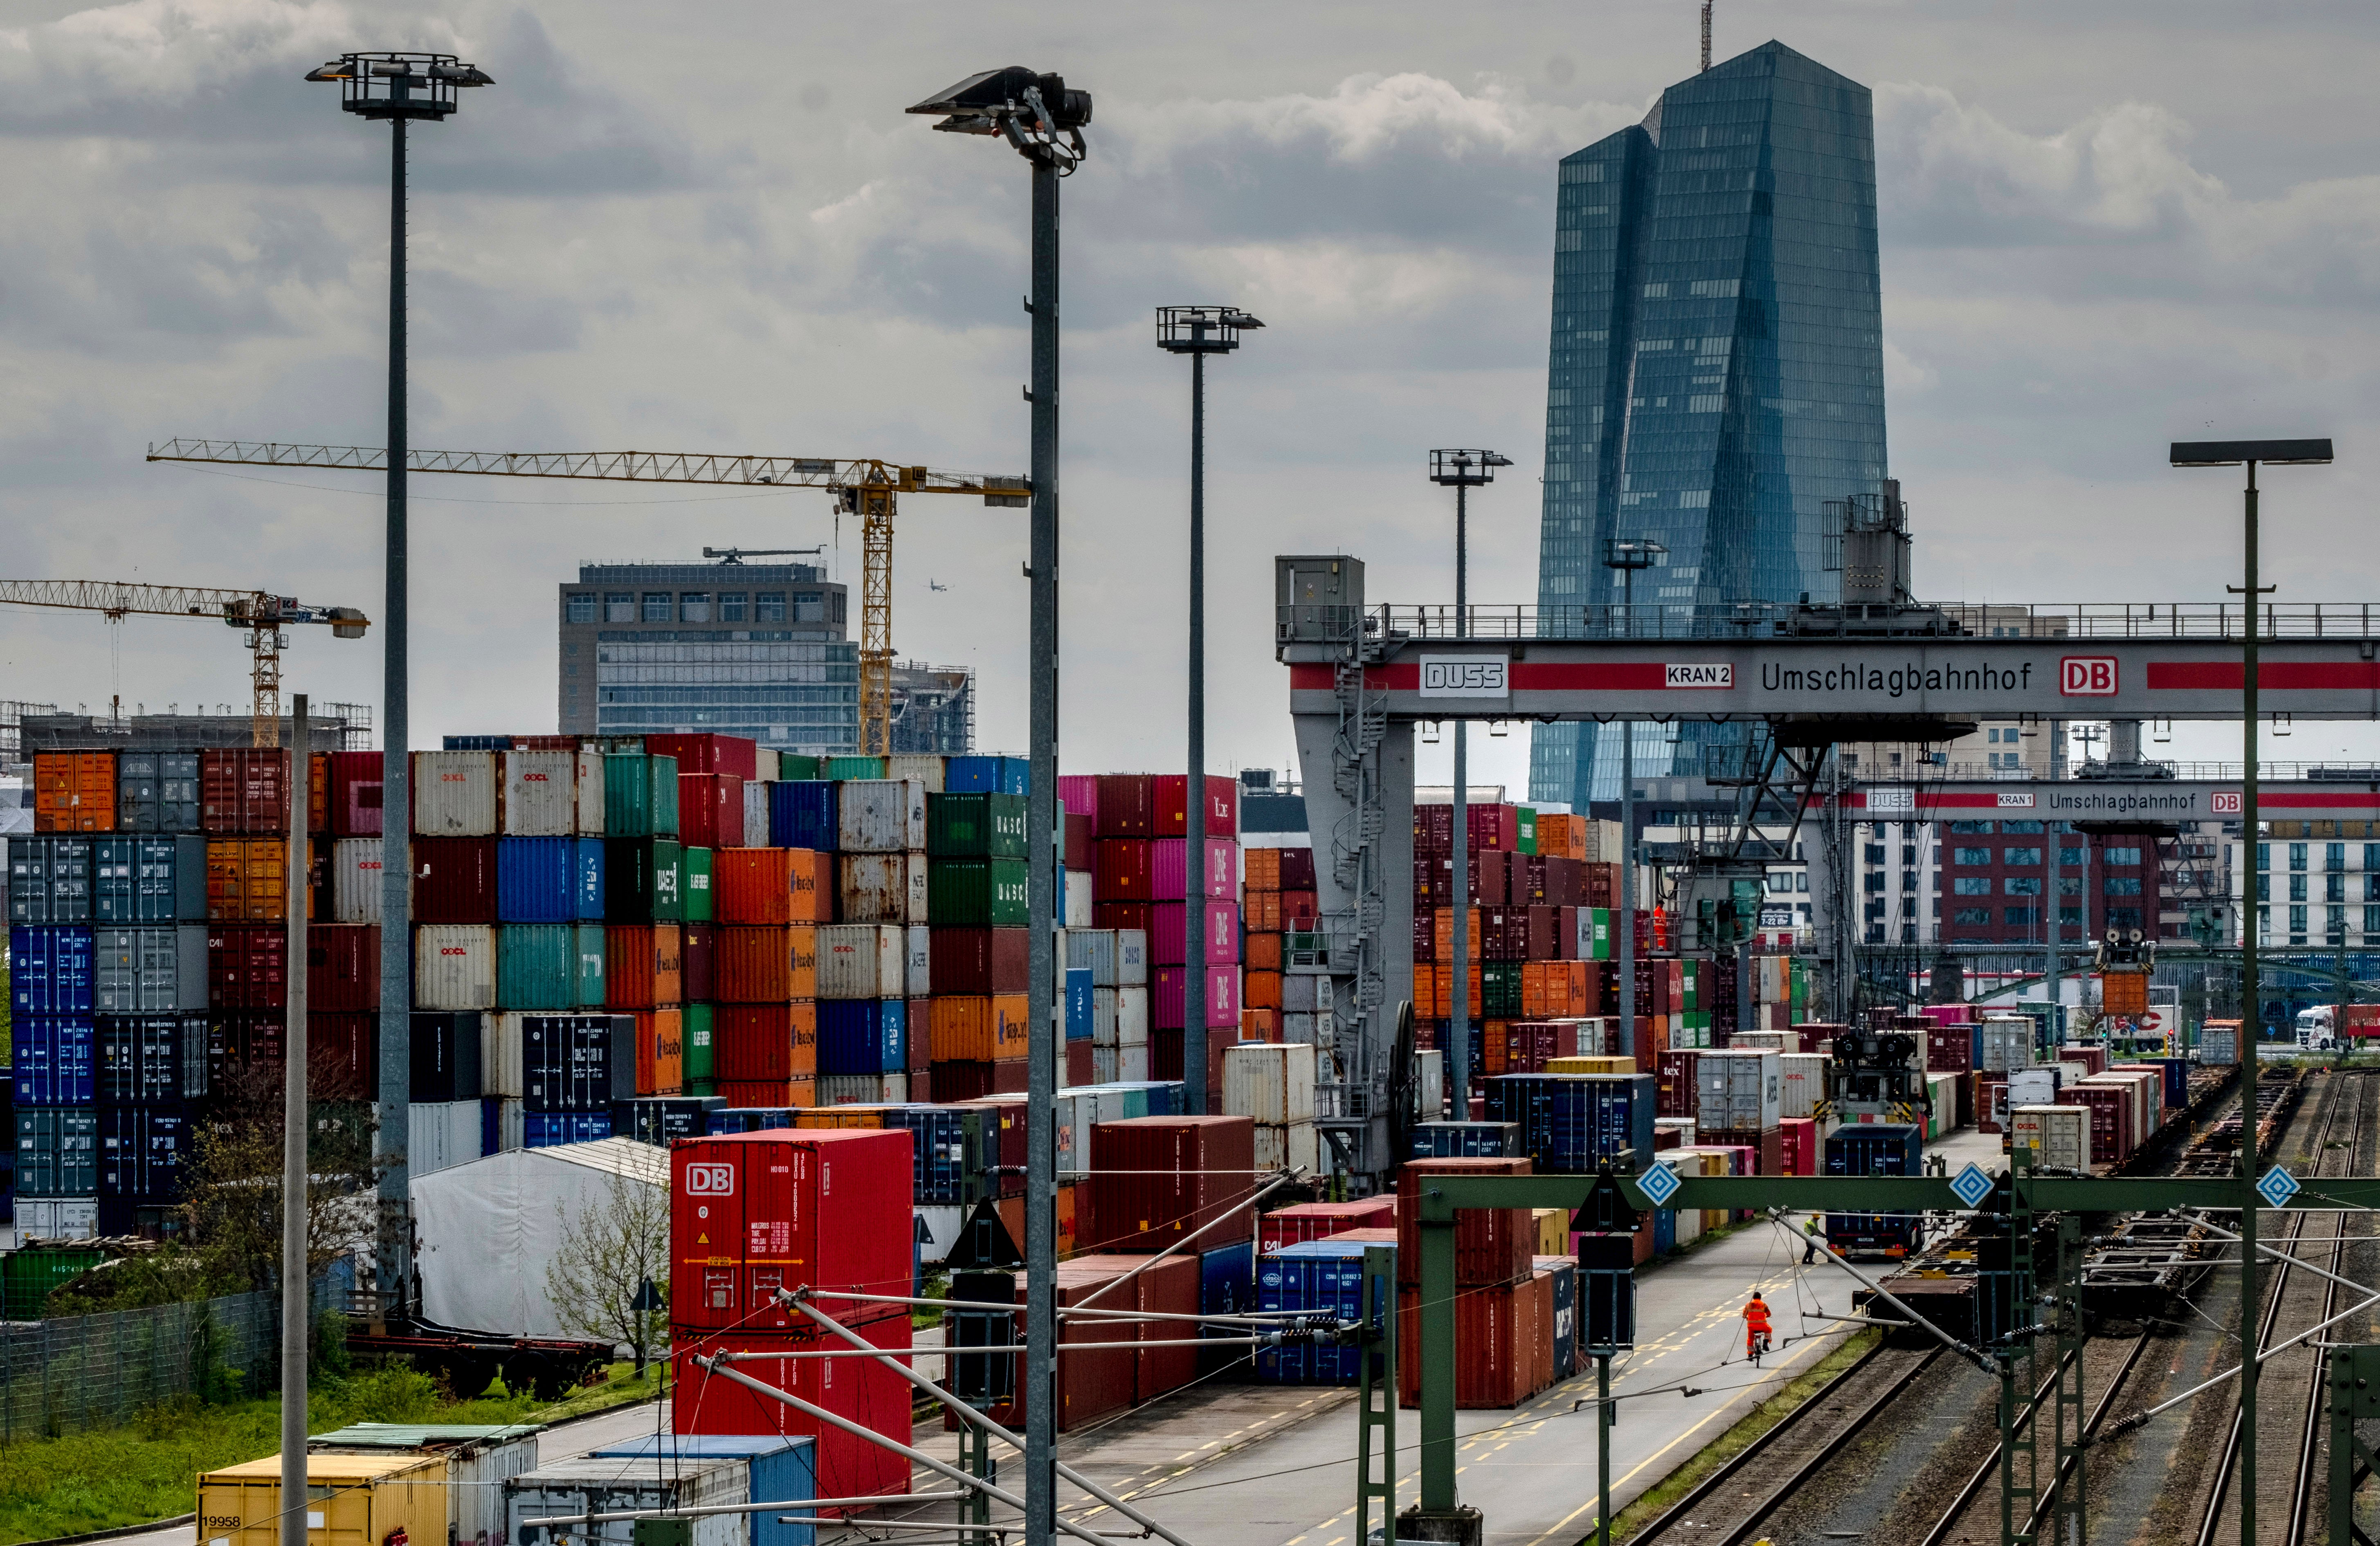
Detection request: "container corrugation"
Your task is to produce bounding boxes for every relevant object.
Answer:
[816,924,903,999]
[117,750,202,834]
[949,756,1032,795]
[743,780,773,849]
[199,750,292,835]
[205,839,294,921]
[927,995,1030,1062]
[679,773,746,851]
[605,923,683,1009]
[836,779,927,853]
[926,793,1028,858]
[769,783,837,850]
[604,753,681,838]
[714,1003,818,1080]
[416,924,497,1010]
[306,922,378,1011]
[496,924,582,1010]
[928,927,1028,994]
[602,838,685,924]
[413,837,500,923]
[506,1456,750,1546]
[635,1007,685,1095]
[1081,1116,1256,1254]
[715,924,817,1002]
[330,838,386,923]
[497,836,605,922]
[500,750,579,835]
[1149,839,1235,901]
[902,925,930,998]
[838,853,928,924]
[684,846,714,923]
[716,848,825,924]
[412,751,499,836]
[1221,1043,1316,1124]
[643,732,760,781]
[410,1098,485,1178]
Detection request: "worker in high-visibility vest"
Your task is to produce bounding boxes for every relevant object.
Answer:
[1802,1214,1825,1264]
[1743,1291,1773,1363]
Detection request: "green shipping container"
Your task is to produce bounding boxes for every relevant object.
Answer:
[683,1002,715,1083]
[777,754,822,781]
[1680,959,1699,1012]
[574,921,607,1006]
[603,838,685,922]
[928,857,1029,926]
[926,792,1028,858]
[1589,907,1611,960]
[497,923,578,1010]
[684,846,714,922]
[2,1245,105,1320]
[604,753,681,837]
[1515,806,1537,856]
[1481,960,1523,1018]
[826,757,887,781]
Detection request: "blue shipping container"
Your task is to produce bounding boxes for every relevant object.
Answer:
[1535,1256,1578,1379]
[443,735,514,751]
[498,837,606,923]
[1255,1239,1385,1383]
[945,756,1031,796]
[1823,1122,1925,1245]
[588,1435,818,1546]
[768,782,838,851]
[93,836,208,923]
[13,1016,96,1104]
[9,835,92,924]
[1483,1074,1655,1174]
[1200,1240,1254,1360]
[98,1104,188,1202]
[16,1106,99,1197]
[524,1111,614,1147]
[1065,968,1094,1042]
[1410,1120,1520,1158]
[612,1096,725,1145]
[876,1105,987,1205]
[712,1107,801,1132]
[11,925,97,1016]
[817,999,906,1075]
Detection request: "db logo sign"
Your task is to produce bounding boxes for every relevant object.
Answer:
[684,1163,735,1196]
[2212,791,2243,815]
[2061,657,2118,696]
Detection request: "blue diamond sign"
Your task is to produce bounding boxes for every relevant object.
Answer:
[1949,1162,1995,1209]
[1636,1162,1681,1207]
[2256,1166,2301,1209]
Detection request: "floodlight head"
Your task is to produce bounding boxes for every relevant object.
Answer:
[911,67,1090,166]
[1602,536,1668,572]
[2171,438,2335,467]
[1157,304,1263,355]
[1429,449,1510,487]
[306,51,490,119]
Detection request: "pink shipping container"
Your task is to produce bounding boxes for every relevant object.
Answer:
[1150,838,1236,901]
[1151,965,1239,1030]
[1151,774,1239,839]
[1056,775,1100,830]
[1919,1004,1973,1026]
[1259,1197,1396,1252]
[1149,901,1239,967]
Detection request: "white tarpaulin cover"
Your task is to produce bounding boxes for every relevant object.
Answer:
[410,1138,667,1339]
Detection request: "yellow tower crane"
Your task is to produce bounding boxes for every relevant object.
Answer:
[146,440,1027,757]
[0,579,370,746]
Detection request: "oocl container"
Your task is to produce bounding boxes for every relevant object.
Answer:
[412,751,498,836]
[2011,1103,2092,1170]
[669,1127,915,1333]
[501,750,580,835]
[417,924,497,1010]
[199,1452,446,1546]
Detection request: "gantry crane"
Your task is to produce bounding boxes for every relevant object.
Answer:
[145,440,1028,756]
[0,579,370,746]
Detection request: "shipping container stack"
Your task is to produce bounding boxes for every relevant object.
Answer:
[1393,1155,1554,1408]
[922,756,1032,1104]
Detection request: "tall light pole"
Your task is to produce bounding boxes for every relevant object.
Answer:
[1158,306,1263,1111]
[1602,539,1664,1062]
[913,69,1090,1546]
[303,49,491,1316]
[1427,450,1510,1114]
[2171,434,2333,1546]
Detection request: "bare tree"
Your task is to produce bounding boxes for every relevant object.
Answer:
[544,1170,670,1375]
[183,1054,378,1293]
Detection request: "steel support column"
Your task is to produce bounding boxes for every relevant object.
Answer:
[1356,1245,1399,1546]
[375,110,413,1302]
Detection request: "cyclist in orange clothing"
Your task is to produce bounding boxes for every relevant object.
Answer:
[1742,1291,1773,1363]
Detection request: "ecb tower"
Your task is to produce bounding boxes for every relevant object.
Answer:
[1529,41,1888,807]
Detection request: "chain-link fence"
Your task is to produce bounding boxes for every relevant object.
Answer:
[0,1289,276,1442]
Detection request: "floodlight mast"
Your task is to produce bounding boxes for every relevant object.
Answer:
[1602,537,1665,1066]
[912,67,1092,1546]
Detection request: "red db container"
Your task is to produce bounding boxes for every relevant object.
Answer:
[1081,1116,1256,1254]
[307,923,380,1011]
[672,1308,914,1510]
[412,837,499,923]
[716,924,816,1002]
[716,849,817,924]
[1396,1156,1535,1288]
[679,772,747,850]
[645,732,760,782]
[669,1127,916,1333]
[200,749,290,835]
[326,751,384,837]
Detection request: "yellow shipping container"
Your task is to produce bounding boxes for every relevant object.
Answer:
[1531,1207,1569,1256]
[207,838,297,921]
[1546,1055,1637,1075]
[199,1453,445,1546]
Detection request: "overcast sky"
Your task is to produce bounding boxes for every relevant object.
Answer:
[4,0,2380,787]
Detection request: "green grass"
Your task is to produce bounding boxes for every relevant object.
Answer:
[0,1360,667,1546]
[1600,1327,1882,1545]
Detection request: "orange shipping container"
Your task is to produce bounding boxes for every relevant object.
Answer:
[715,924,817,1002]
[1245,849,1281,892]
[636,1007,684,1095]
[715,848,823,924]
[1432,908,1483,958]
[34,752,116,832]
[1245,932,1283,971]
[930,994,1033,1062]
[1247,890,1281,932]
[1419,963,1483,1019]
[606,923,683,1009]
[1480,1021,1510,1076]
[1241,1008,1278,1041]
[1520,962,1548,1018]
[207,839,301,921]
[795,1106,881,1129]
[798,851,833,922]
[1245,970,1281,1010]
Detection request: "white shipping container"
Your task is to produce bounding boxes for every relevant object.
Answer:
[742,781,772,848]
[15,1198,99,1240]
[1115,984,1151,1048]
[1064,871,1094,927]
[573,750,606,835]
[416,924,497,1010]
[1979,1018,2036,1072]
[1654,1116,1698,1147]
[1996,1066,2065,1129]
[1117,1043,1151,1082]
[816,924,903,999]
[413,751,499,836]
[1730,1030,1789,1052]
[1092,1045,1119,1083]
[483,1013,525,1099]
[836,853,928,924]
[1089,986,1121,1047]
[836,778,927,853]
[1779,1052,1828,1121]
[501,751,578,836]
[2200,1025,2238,1064]
[332,838,385,923]
[1697,1049,1782,1129]
[915,1203,964,1265]
[1282,974,1320,1013]
[2011,1104,2092,1171]
[1116,929,1150,985]
[409,1098,483,1178]
[508,1456,749,1546]
[93,924,208,1013]
[1254,1120,1320,1175]
[886,755,945,792]
[1067,929,1119,986]
[1927,1072,1960,1136]
[904,925,933,998]
[1415,1046,1443,1119]
[1223,1042,1317,1124]
[818,1073,908,1106]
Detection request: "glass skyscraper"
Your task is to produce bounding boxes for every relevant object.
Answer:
[1529,41,1888,806]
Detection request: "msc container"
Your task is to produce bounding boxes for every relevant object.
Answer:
[34,751,117,832]
[1083,1116,1257,1253]
[501,750,580,835]
[14,1016,95,1103]
[582,1435,817,1546]
[518,1014,637,1111]
[413,837,500,923]
[96,1013,208,1103]
[926,793,1028,858]
[1696,1050,1783,1130]
[835,779,927,853]
[816,924,903,999]
[93,924,208,1013]
[769,782,836,850]
[199,749,289,836]
[417,924,497,1011]
[12,924,97,1015]
[715,848,824,924]
[668,1129,916,1332]
[838,853,927,924]
[715,924,817,1002]
[16,1106,100,1197]
[2011,1104,2092,1171]
[929,858,1029,927]
[604,753,681,838]
[413,751,499,836]
[1223,1042,1317,1124]
[117,750,202,833]
[497,836,605,922]
[605,924,683,1010]
[200,1452,447,1546]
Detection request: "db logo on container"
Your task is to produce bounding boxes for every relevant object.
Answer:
[684,1163,735,1196]
[2061,657,2118,696]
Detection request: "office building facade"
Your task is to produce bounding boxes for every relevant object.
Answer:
[1531,40,1889,807]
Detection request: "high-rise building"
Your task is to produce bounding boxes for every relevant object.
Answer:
[557,559,859,752]
[1531,40,1889,807]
